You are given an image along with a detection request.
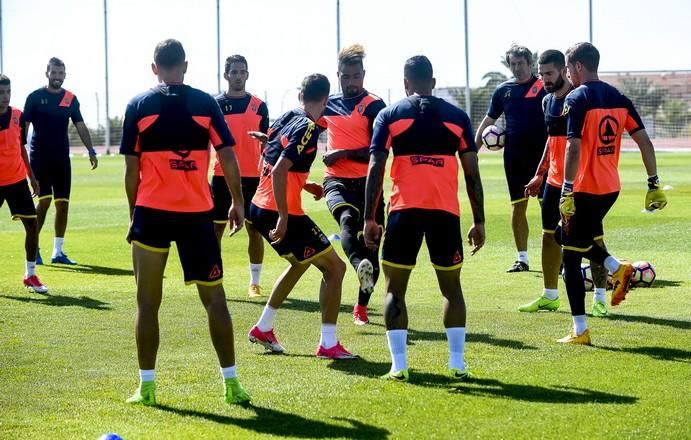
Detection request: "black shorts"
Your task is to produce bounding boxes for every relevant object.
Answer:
[323,176,385,225]
[248,203,332,263]
[0,179,37,220]
[31,158,71,201]
[561,192,618,252]
[128,206,223,285]
[503,151,544,203]
[541,183,561,233]
[211,176,259,223]
[382,208,463,270]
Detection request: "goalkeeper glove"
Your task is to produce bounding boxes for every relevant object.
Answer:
[645,175,667,211]
[559,181,576,218]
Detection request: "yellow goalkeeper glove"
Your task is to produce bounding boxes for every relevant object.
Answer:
[559,181,576,219]
[645,175,667,211]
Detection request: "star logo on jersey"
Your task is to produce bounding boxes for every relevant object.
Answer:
[598,116,619,145]
[208,264,222,280]
[357,104,364,114]
[304,247,316,259]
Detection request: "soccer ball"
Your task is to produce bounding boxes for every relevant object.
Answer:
[631,261,656,287]
[481,125,505,151]
[561,263,594,291]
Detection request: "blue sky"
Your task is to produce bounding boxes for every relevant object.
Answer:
[2,0,690,126]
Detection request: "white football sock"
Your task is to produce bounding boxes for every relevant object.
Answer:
[593,288,607,303]
[604,256,621,274]
[249,263,262,285]
[139,369,155,383]
[445,327,466,371]
[220,365,237,379]
[572,315,588,336]
[518,251,529,264]
[25,261,36,277]
[52,237,64,257]
[386,329,408,373]
[319,323,337,349]
[256,305,277,332]
[543,288,559,300]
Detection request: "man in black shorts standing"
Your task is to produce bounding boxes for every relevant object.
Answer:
[23,57,98,265]
[121,39,250,406]
[475,45,547,273]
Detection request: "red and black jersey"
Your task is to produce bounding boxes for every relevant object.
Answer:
[318,90,386,178]
[252,108,319,216]
[212,93,269,178]
[120,83,235,213]
[0,107,28,186]
[370,94,477,216]
[542,88,572,187]
[565,80,644,195]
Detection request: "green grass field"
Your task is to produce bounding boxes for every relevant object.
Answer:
[1,152,690,439]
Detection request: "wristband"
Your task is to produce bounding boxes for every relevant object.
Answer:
[647,175,660,190]
[87,149,97,156]
[561,180,574,195]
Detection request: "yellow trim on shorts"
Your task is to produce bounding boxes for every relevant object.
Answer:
[511,197,529,204]
[432,262,463,271]
[281,244,334,265]
[381,260,415,270]
[37,195,53,201]
[542,229,556,234]
[132,240,170,253]
[12,214,38,221]
[213,220,227,225]
[54,198,69,203]
[593,234,604,241]
[562,244,593,253]
[185,278,224,287]
[330,202,360,215]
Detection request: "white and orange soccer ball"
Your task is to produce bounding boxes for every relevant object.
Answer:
[481,125,505,151]
[632,261,656,287]
[561,263,595,291]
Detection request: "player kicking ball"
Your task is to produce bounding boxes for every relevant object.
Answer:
[247,74,356,360]
[0,74,48,294]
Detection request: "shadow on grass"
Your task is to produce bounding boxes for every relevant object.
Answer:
[0,293,111,310]
[597,345,691,363]
[230,297,353,314]
[327,359,637,404]
[606,313,691,330]
[645,279,682,288]
[45,263,134,277]
[155,403,390,439]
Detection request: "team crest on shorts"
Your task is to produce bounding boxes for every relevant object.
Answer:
[304,247,316,259]
[453,250,462,264]
[209,264,222,279]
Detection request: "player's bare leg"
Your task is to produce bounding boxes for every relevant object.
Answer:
[20,217,48,293]
[54,200,68,238]
[508,200,530,272]
[36,197,51,233]
[381,265,412,379]
[197,283,236,367]
[246,222,265,297]
[266,259,310,309]
[310,249,346,324]
[518,230,561,312]
[435,267,469,379]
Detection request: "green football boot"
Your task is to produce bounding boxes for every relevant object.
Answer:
[592,299,609,317]
[126,380,156,406]
[518,295,560,312]
[449,368,472,381]
[224,377,251,405]
[381,369,409,382]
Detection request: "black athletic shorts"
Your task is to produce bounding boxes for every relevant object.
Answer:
[211,175,259,223]
[382,208,463,270]
[503,151,544,203]
[323,176,385,225]
[561,192,618,252]
[0,179,37,220]
[248,203,332,263]
[31,157,71,201]
[128,206,223,286]
[541,183,561,233]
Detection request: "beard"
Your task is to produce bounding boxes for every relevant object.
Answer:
[544,75,565,93]
[50,79,63,89]
[343,86,361,98]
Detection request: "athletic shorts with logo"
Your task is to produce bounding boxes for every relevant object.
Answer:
[323,175,385,224]
[31,158,71,201]
[560,192,617,251]
[0,179,37,220]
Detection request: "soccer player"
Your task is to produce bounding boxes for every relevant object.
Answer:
[0,74,48,293]
[247,73,356,360]
[475,45,547,273]
[211,54,269,298]
[23,57,98,265]
[121,39,250,405]
[317,44,387,325]
[557,42,667,344]
[521,49,611,317]
[364,56,485,381]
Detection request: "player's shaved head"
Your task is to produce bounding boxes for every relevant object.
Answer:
[338,44,366,70]
[301,73,330,103]
[154,39,186,69]
[565,42,600,72]
[404,56,433,83]
[538,50,565,70]
[0,74,10,86]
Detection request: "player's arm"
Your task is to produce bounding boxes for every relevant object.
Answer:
[458,112,485,255]
[124,155,140,220]
[363,110,390,249]
[120,100,141,226]
[474,86,503,149]
[269,156,292,244]
[474,115,497,150]
[631,129,667,210]
[525,140,550,197]
[17,114,39,195]
[70,98,98,169]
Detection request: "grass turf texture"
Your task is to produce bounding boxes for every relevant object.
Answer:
[1,152,689,439]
